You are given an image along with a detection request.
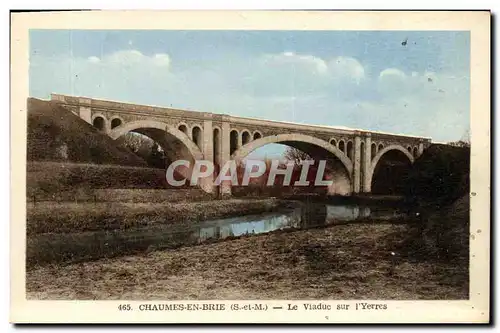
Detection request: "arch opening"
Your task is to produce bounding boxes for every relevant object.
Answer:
[242,131,251,145]
[213,128,220,167]
[378,143,384,151]
[111,120,204,175]
[192,126,202,148]
[330,139,337,147]
[110,118,122,129]
[346,141,353,160]
[235,143,351,197]
[413,147,418,157]
[231,134,354,197]
[339,140,345,153]
[230,130,238,155]
[253,132,262,140]
[371,143,377,158]
[371,149,413,195]
[178,124,188,135]
[93,116,105,131]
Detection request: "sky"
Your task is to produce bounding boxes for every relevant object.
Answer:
[29,30,470,157]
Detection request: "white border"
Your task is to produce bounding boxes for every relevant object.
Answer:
[6,5,493,328]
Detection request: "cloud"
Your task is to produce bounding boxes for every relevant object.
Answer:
[239,52,367,98]
[87,49,171,68]
[379,68,406,79]
[30,49,173,103]
[29,48,468,143]
[261,51,328,75]
[328,56,365,83]
[87,56,100,63]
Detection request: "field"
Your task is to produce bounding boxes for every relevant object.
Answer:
[26,222,468,300]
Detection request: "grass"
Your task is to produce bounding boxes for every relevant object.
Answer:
[26,222,468,300]
[27,162,180,197]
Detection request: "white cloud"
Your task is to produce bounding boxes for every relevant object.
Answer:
[87,56,100,63]
[379,68,406,80]
[260,52,365,83]
[328,56,365,83]
[30,49,468,142]
[30,49,174,103]
[261,51,328,75]
[90,49,171,68]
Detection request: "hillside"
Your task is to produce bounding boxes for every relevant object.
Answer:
[27,98,147,166]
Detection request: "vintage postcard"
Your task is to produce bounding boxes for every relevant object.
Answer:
[10,10,490,324]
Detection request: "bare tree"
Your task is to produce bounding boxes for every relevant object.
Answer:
[448,130,470,148]
[284,147,312,164]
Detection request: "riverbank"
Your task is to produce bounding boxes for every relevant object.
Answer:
[27,198,292,235]
[26,198,300,266]
[26,221,468,300]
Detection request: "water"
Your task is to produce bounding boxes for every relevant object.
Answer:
[191,203,404,244]
[27,202,407,265]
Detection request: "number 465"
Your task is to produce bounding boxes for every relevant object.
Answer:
[118,304,132,311]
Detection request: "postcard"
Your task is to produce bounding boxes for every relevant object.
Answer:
[10,10,490,324]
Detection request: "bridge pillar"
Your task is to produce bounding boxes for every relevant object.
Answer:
[78,97,92,125]
[418,141,424,157]
[353,135,361,193]
[219,120,232,198]
[200,119,214,194]
[362,135,372,193]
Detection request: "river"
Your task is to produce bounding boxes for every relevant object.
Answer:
[27,200,408,265]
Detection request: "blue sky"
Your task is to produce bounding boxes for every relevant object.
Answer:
[30,30,470,156]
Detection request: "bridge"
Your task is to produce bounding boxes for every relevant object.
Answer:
[50,93,432,196]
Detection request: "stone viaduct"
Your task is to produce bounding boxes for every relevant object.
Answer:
[51,94,432,196]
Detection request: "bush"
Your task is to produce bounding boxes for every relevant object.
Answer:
[404,144,470,208]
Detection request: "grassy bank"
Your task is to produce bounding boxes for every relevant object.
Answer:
[27,162,176,197]
[26,222,468,300]
[27,98,146,166]
[27,198,289,236]
[28,187,213,204]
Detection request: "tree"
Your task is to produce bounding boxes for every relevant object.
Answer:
[284,147,312,164]
[148,142,166,169]
[448,130,470,148]
[120,132,166,168]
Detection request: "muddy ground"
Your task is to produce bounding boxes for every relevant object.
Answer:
[26,222,468,300]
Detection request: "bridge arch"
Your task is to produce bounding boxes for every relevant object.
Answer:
[241,129,251,145]
[92,113,108,132]
[231,133,354,176]
[191,125,203,148]
[109,119,204,161]
[367,144,415,193]
[177,122,189,136]
[110,116,124,129]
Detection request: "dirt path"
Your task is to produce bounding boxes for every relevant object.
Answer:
[26,223,468,300]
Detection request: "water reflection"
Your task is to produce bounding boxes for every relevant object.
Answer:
[193,203,404,244]
[27,201,407,265]
[197,211,302,242]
